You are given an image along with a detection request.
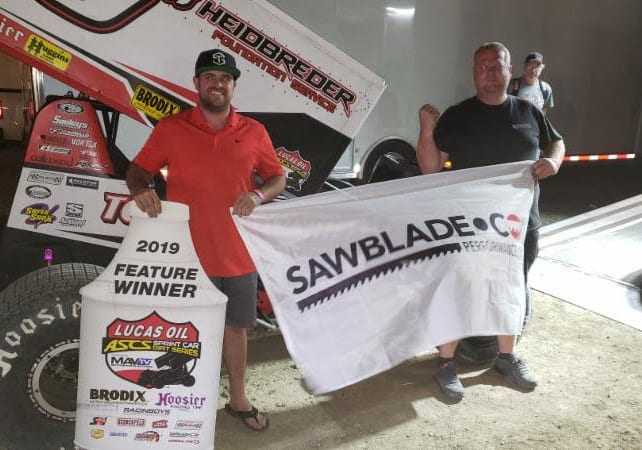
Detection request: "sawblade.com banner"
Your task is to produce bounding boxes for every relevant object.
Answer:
[233,161,535,394]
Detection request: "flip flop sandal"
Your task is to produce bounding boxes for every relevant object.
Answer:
[224,403,270,432]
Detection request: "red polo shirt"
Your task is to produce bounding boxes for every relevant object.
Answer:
[133,106,284,276]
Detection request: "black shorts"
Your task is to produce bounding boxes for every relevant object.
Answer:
[209,272,258,329]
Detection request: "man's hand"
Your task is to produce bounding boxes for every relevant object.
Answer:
[232,192,260,217]
[132,188,162,218]
[419,104,441,132]
[531,157,559,180]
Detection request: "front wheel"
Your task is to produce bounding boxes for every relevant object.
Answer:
[0,263,102,449]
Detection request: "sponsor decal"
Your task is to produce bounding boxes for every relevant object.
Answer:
[102,312,201,389]
[286,212,525,311]
[109,431,128,437]
[90,416,107,426]
[38,144,72,155]
[131,84,181,120]
[88,388,147,404]
[60,203,87,227]
[0,15,26,43]
[40,134,68,146]
[134,431,160,442]
[25,185,52,199]
[65,202,84,218]
[59,217,87,228]
[75,160,108,171]
[51,115,89,130]
[49,127,90,138]
[20,203,59,228]
[29,153,73,167]
[90,429,105,439]
[169,431,200,438]
[57,102,84,114]
[155,392,206,411]
[152,419,168,428]
[117,417,146,427]
[35,0,358,117]
[122,407,170,416]
[110,356,154,368]
[175,420,203,430]
[66,176,99,190]
[72,138,97,149]
[196,1,356,117]
[276,147,311,192]
[79,148,99,157]
[102,192,132,225]
[27,170,64,185]
[24,35,72,70]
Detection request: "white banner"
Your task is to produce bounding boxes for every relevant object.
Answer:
[233,162,535,394]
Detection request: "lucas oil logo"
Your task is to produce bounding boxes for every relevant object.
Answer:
[102,312,201,389]
[276,147,311,192]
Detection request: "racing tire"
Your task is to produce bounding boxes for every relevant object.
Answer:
[362,140,419,184]
[182,375,196,387]
[0,263,102,449]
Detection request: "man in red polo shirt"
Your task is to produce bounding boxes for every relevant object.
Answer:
[127,48,285,431]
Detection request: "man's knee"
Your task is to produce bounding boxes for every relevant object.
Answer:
[224,325,247,338]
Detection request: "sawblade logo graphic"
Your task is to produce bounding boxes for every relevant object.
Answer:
[505,213,522,240]
[102,312,201,389]
[35,0,202,33]
[287,211,526,312]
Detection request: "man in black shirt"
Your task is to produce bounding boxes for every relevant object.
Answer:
[416,41,565,401]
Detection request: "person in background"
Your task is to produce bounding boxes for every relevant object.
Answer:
[127,48,286,431]
[509,51,554,114]
[416,42,565,401]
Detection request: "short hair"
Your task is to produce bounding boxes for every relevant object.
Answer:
[474,42,511,65]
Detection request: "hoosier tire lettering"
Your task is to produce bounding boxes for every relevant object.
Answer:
[0,263,103,449]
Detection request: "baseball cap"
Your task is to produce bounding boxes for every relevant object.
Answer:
[194,49,241,79]
[525,52,544,65]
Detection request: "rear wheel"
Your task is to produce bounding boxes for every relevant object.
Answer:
[0,263,102,449]
[362,140,419,183]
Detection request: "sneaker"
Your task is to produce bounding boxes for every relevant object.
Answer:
[433,360,464,401]
[494,355,538,390]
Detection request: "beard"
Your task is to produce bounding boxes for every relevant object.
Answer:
[199,91,230,113]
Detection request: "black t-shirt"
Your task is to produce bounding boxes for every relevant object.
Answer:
[434,95,563,229]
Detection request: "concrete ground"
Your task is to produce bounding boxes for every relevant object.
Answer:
[216,289,641,449]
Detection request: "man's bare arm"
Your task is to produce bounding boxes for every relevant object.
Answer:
[416,104,449,174]
[232,174,287,217]
[257,174,287,203]
[126,162,162,217]
[532,139,565,180]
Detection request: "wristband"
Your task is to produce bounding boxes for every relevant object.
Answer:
[248,191,261,206]
[252,188,265,203]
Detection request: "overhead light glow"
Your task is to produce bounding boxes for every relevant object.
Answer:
[385,7,415,17]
